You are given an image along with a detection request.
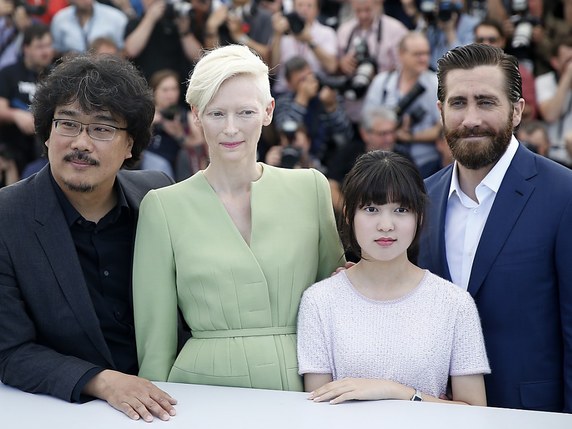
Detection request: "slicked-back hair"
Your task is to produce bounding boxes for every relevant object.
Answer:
[32,54,154,168]
[437,43,522,105]
[340,150,427,263]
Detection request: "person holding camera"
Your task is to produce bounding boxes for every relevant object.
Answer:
[50,0,128,55]
[269,0,337,95]
[535,35,572,167]
[274,55,354,167]
[336,0,408,123]
[264,120,321,170]
[204,0,273,62]
[423,0,480,70]
[124,0,204,101]
[363,31,441,178]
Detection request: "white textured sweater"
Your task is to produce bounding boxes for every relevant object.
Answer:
[297,270,490,397]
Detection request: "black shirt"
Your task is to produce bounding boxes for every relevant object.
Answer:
[51,172,138,377]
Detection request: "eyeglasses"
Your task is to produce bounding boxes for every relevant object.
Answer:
[52,118,127,141]
[476,37,499,44]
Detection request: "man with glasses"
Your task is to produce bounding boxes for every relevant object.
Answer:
[0,54,179,421]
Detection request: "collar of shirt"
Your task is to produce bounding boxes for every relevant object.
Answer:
[448,135,519,206]
[49,168,130,227]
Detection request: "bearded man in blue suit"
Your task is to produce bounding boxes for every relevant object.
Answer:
[418,43,572,413]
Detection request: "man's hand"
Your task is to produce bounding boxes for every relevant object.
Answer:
[83,370,177,422]
[146,0,167,24]
[339,52,357,76]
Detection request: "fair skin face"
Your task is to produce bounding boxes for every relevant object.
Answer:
[399,35,431,78]
[192,74,274,244]
[305,201,487,405]
[45,101,133,222]
[154,75,180,111]
[437,65,524,200]
[474,25,505,49]
[23,33,54,72]
[359,117,397,152]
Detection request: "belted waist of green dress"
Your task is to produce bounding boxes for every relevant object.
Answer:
[191,326,297,338]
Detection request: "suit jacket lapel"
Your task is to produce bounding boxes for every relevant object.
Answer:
[468,146,536,297]
[32,167,115,366]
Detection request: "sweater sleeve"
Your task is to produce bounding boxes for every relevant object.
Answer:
[297,286,332,375]
[450,292,491,376]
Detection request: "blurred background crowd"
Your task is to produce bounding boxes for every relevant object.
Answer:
[1,0,571,213]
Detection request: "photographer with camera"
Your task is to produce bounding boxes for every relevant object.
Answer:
[269,0,337,95]
[422,0,479,70]
[264,120,321,170]
[125,0,204,100]
[363,31,441,177]
[274,55,354,167]
[535,35,572,166]
[204,0,273,61]
[336,0,408,123]
[51,0,127,55]
[144,69,207,178]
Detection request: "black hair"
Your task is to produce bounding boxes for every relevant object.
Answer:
[23,23,51,47]
[340,150,427,263]
[31,54,154,167]
[284,55,309,82]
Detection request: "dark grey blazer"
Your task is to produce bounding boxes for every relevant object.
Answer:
[0,165,173,402]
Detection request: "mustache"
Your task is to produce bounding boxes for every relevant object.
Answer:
[63,151,99,166]
[446,127,495,139]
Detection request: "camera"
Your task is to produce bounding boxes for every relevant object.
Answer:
[419,0,459,26]
[394,82,427,126]
[279,120,302,169]
[509,0,540,53]
[164,0,192,20]
[160,105,180,121]
[344,38,377,100]
[285,12,306,35]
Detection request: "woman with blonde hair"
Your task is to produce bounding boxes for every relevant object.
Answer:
[133,45,343,391]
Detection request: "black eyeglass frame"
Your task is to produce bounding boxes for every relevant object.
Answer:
[52,118,128,141]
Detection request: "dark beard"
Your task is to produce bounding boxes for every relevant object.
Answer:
[63,181,95,193]
[444,114,514,170]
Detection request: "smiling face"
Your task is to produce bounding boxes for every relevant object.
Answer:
[438,65,524,170]
[192,74,274,165]
[354,202,417,263]
[46,101,133,195]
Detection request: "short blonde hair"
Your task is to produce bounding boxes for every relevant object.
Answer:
[186,45,271,116]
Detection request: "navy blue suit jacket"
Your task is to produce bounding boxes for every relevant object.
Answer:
[0,165,173,402]
[418,143,572,412]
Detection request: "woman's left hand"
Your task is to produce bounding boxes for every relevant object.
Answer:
[309,378,402,404]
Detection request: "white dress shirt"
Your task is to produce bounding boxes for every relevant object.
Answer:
[445,136,519,290]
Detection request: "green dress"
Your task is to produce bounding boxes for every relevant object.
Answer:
[133,165,343,391]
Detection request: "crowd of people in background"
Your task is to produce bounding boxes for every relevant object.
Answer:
[1,0,572,420]
[1,0,572,190]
